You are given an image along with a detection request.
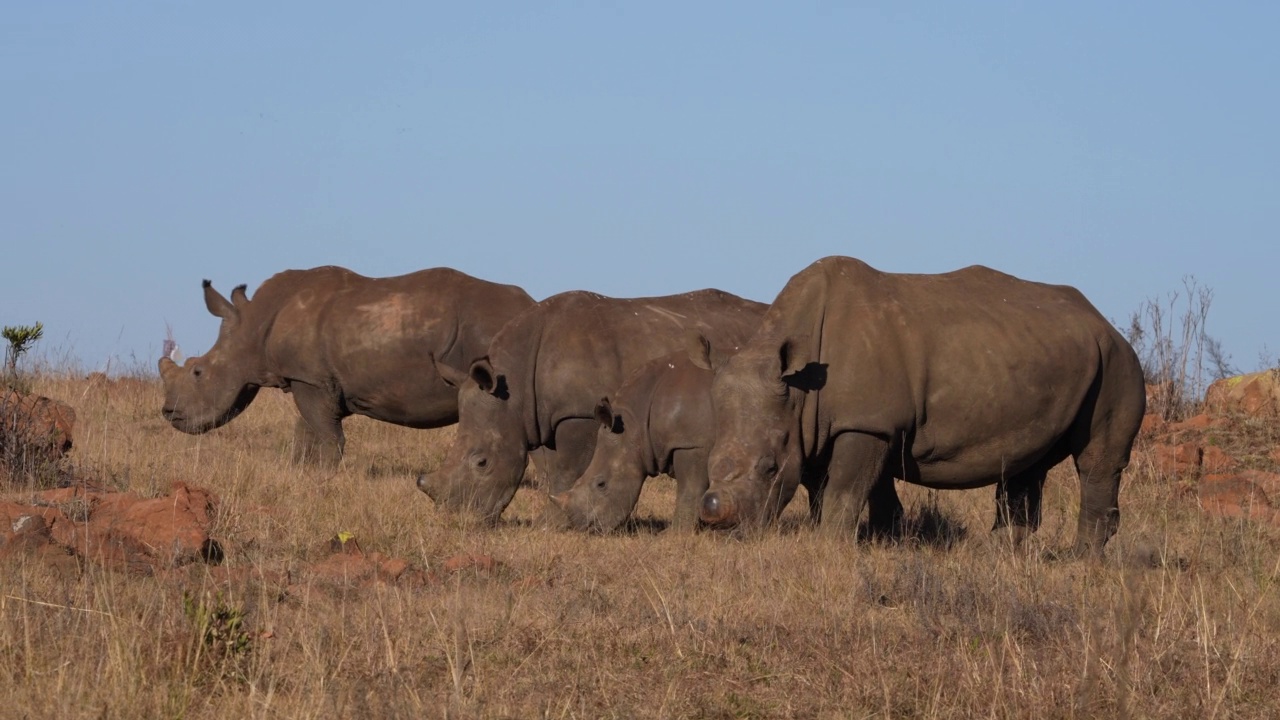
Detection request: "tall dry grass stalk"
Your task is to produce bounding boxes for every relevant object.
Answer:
[1,372,1278,718]
[1126,276,1238,421]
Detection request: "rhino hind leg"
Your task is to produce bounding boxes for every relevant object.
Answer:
[1065,361,1144,559]
[289,383,346,468]
[1070,445,1127,559]
[991,463,1050,547]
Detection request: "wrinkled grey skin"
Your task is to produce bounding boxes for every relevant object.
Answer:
[552,340,906,534]
[417,289,766,523]
[701,256,1146,558]
[159,266,533,466]
[553,342,737,533]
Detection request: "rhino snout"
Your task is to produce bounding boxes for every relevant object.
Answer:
[416,472,439,501]
[700,490,738,527]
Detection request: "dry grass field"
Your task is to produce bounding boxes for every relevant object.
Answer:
[3,372,1280,719]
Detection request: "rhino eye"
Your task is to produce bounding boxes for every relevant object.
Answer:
[472,456,488,469]
[192,366,204,378]
[756,456,778,477]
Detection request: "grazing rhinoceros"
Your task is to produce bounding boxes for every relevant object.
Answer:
[416,289,766,522]
[159,266,534,466]
[699,256,1146,558]
[551,337,905,534]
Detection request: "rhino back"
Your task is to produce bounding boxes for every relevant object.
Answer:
[257,267,532,424]
[768,257,1139,482]
[491,289,766,446]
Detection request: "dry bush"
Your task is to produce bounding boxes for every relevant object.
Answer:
[1126,277,1238,421]
[2,372,1279,718]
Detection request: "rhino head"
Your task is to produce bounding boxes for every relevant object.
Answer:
[416,356,529,522]
[158,280,263,434]
[700,337,817,528]
[552,396,648,533]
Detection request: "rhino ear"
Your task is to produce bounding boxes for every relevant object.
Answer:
[686,333,714,371]
[203,280,239,323]
[594,398,623,434]
[778,337,807,378]
[430,355,471,389]
[230,284,250,307]
[469,358,506,398]
[779,336,826,392]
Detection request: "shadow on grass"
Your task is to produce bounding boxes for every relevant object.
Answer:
[856,502,970,551]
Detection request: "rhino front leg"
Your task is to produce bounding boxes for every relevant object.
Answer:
[819,431,892,538]
[536,418,599,495]
[289,382,346,467]
[669,448,710,532]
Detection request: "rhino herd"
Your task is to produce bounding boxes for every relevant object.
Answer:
[160,256,1146,558]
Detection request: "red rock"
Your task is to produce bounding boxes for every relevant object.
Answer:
[3,482,222,573]
[0,390,76,462]
[78,482,219,566]
[378,557,410,581]
[1201,446,1238,474]
[301,536,425,589]
[1170,414,1213,432]
[308,550,380,588]
[441,553,500,574]
[1151,442,1203,476]
[1198,475,1276,523]
[1207,470,1280,500]
[1205,371,1280,417]
[1139,413,1166,436]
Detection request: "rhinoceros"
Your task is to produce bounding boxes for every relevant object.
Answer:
[551,338,905,534]
[416,289,766,522]
[159,266,534,465]
[699,256,1146,558]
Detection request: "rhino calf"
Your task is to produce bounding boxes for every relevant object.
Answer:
[701,256,1146,558]
[159,266,534,466]
[552,342,729,533]
[553,338,905,534]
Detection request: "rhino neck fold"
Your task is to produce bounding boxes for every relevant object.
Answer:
[643,399,663,478]
[248,307,289,388]
[799,307,827,460]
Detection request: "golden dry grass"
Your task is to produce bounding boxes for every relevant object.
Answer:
[3,373,1280,719]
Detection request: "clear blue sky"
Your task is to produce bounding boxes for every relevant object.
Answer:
[3,3,1276,374]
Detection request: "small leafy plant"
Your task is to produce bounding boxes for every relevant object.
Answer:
[3,322,43,376]
[183,590,252,661]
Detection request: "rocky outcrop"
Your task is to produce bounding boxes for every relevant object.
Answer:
[0,390,76,476]
[0,482,221,574]
[1205,370,1280,417]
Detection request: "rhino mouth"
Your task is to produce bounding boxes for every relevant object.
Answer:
[162,385,260,434]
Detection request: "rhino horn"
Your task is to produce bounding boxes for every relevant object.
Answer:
[203,280,240,323]
[547,492,569,511]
